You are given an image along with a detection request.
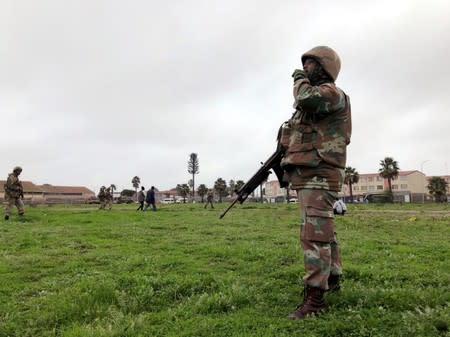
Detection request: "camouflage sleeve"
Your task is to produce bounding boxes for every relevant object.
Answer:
[293,79,346,117]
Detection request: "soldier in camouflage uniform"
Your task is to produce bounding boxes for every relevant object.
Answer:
[278,46,352,319]
[98,186,107,210]
[4,166,25,220]
[105,187,113,210]
[204,190,214,209]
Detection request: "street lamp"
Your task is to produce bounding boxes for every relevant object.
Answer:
[420,160,430,203]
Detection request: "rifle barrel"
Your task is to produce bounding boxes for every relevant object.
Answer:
[219,197,240,219]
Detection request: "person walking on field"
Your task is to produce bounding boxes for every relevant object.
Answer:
[144,186,157,211]
[333,198,347,215]
[278,46,352,319]
[204,190,214,209]
[136,186,146,211]
[4,166,25,220]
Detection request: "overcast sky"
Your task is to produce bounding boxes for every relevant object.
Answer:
[1,0,449,193]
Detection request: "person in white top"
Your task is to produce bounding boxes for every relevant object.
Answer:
[333,198,347,215]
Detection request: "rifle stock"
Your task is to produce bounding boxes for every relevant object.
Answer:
[219,150,287,219]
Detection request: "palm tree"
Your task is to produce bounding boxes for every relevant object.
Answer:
[228,179,236,196]
[214,178,228,203]
[188,153,199,201]
[109,184,117,202]
[235,180,245,191]
[427,176,448,202]
[378,157,399,201]
[344,167,359,203]
[176,183,190,203]
[131,176,140,195]
[197,184,208,202]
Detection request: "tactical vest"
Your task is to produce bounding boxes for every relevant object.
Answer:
[280,88,351,169]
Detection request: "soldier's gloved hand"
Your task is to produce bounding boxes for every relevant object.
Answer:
[292,69,307,82]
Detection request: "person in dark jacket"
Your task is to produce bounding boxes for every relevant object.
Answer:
[144,186,157,211]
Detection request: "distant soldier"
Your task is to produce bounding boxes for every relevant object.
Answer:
[204,190,214,209]
[105,187,113,210]
[98,186,107,210]
[4,166,25,220]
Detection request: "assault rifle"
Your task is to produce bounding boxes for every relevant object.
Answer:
[219,150,288,219]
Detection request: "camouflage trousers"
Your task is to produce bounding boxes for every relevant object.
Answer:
[296,189,342,290]
[99,200,106,210]
[106,199,112,210]
[4,195,25,217]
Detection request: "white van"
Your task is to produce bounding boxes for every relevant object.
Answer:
[162,197,175,204]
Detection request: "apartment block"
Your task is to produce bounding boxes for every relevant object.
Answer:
[264,171,449,203]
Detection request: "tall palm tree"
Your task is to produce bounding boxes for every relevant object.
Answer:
[214,178,227,203]
[427,176,448,202]
[344,166,359,203]
[378,157,399,200]
[176,183,190,203]
[197,184,208,202]
[109,184,117,202]
[235,180,245,191]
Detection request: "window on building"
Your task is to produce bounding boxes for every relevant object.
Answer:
[401,184,408,189]
[368,186,375,191]
[376,176,383,181]
[368,177,373,182]
[377,185,383,190]
[361,186,367,191]
[392,185,398,190]
[360,177,367,182]
[353,186,359,191]
[400,176,407,181]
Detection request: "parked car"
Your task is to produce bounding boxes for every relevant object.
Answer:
[363,193,392,203]
[162,198,175,204]
[289,198,298,203]
[117,196,133,204]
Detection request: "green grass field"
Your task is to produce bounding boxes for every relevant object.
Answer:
[1,202,449,337]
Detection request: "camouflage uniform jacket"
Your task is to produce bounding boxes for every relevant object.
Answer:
[206,192,213,202]
[98,189,106,201]
[280,78,351,170]
[105,189,112,201]
[279,79,352,177]
[4,173,23,198]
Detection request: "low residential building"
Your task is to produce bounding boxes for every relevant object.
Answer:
[0,181,95,204]
[264,180,296,203]
[349,171,426,202]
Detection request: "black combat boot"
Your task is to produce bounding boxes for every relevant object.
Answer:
[4,215,9,220]
[288,286,326,320]
[327,274,341,292]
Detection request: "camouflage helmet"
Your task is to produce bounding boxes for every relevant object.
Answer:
[13,166,23,172]
[301,46,341,81]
